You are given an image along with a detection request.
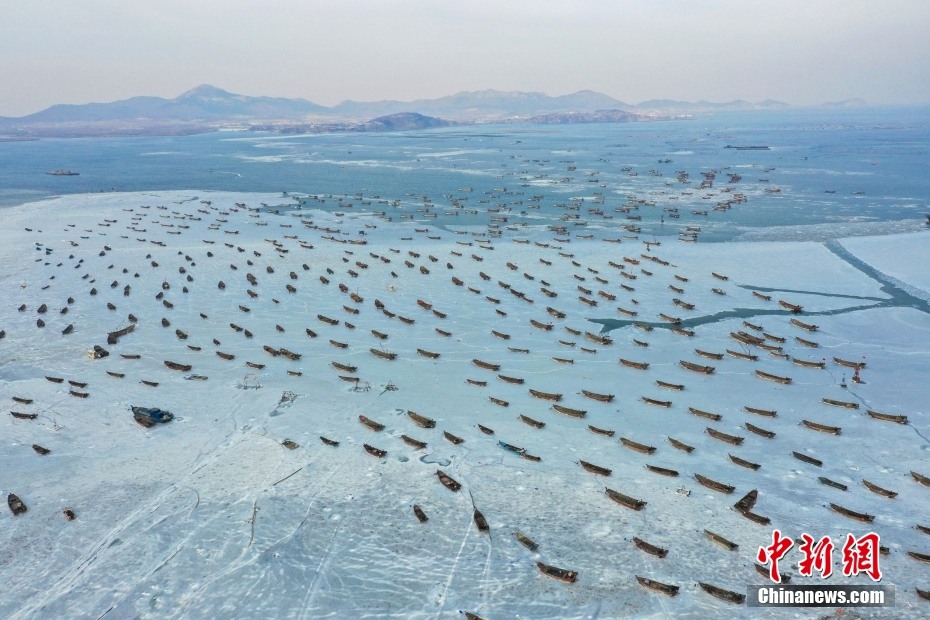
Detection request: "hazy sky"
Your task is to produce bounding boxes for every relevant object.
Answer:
[3,0,930,116]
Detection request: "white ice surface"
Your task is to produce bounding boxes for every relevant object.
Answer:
[1,191,928,619]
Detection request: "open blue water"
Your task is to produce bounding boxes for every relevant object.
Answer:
[2,107,928,242]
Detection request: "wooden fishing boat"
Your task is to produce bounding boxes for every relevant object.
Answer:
[359,415,385,431]
[645,464,680,477]
[552,357,574,365]
[704,529,738,551]
[694,473,735,494]
[778,300,803,313]
[793,357,825,369]
[668,437,694,453]
[818,477,848,491]
[329,339,349,349]
[489,396,509,407]
[688,407,721,422]
[733,329,765,344]
[745,422,776,438]
[443,431,463,445]
[706,428,744,445]
[11,411,38,420]
[802,419,841,434]
[105,370,125,378]
[743,321,763,332]
[579,460,611,476]
[436,469,460,491]
[699,582,745,604]
[467,378,487,387]
[726,349,758,361]
[867,410,908,424]
[907,551,930,563]
[553,404,587,418]
[794,336,819,348]
[520,414,545,429]
[435,328,452,337]
[619,436,656,454]
[546,306,566,319]
[8,493,27,516]
[739,509,771,525]
[733,489,758,512]
[45,376,64,383]
[756,370,791,384]
[656,380,684,391]
[633,537,668,558]
[401,434,427,450]
[497,374,524,384]
[491,330,511,340]
[911,471,930,487]
[363,443,387,458]
[605,488,647,510]
[634,323,653,332]
[530,319,553,331]
[216,351,235,360]
[472,358,500,371]
[753,564,791,584]
[857,479,896,499]
[763,332,786,343]
[331,361,357,373]
[11,396,33,405]
[513,531,538,551]
[744,406,777,417]
[536,561,577,583]
[671,327,695,337]
[318,314,339,325]
[729,454,760,470]
[830,503,874,523]
[916,524,930,536]
[398,315,415,325]
[412,504,428,523]
[753,291,772,301]
[529,388,562,402]
[695,349,724,360]
[833,356,866,369]
[636,576,678,597]
[416,348,440,359]
[791,317,818,331]
[588,425,615,437]
[565,326,582,335]
[822,398,859,409]
[246,361,265,369]
[509,347,530,354]
[164,360,192,372]
[406,411,436,428]
[658,313,682,325]
[580,389,613,403]
[642,396,672,407]
[585,332,612,345]
[617,306,638,317]
[306,328,318,338]
[477,424,494,435]
[679,360,715,374]
[792,451,823,467]
[370,348,397,360]
[620,358,649,370]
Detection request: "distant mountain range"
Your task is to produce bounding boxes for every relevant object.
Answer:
[0,84,816,138]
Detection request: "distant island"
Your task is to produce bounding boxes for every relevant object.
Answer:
[0,84,854,139]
